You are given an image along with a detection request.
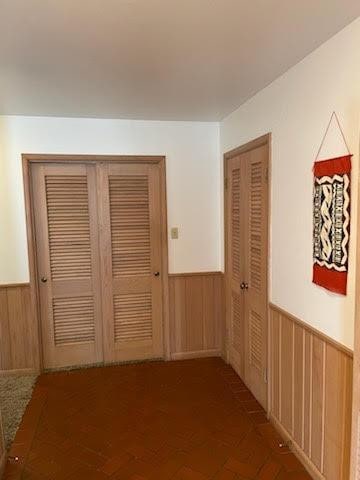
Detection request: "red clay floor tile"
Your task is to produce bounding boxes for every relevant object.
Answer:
[2,358,312,480]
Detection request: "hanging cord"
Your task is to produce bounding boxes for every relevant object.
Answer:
[315,111,351,160]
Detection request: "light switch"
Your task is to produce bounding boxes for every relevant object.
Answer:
[171,227,179,239]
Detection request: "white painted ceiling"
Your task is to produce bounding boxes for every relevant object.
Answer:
[1,1,359,121]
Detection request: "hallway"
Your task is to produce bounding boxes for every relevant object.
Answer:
[4,358,311,479]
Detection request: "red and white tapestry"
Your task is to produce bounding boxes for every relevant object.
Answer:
[313,155,352,295]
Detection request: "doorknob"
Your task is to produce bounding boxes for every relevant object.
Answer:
[41,276,48,283]
[240,282,249,290]
[154,271,160,277]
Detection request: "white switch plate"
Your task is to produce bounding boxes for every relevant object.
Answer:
[171,227,179,239]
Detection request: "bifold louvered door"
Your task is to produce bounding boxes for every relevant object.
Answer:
[32,164,103,368]
[225,143,268,409]
[226,154,246,376]
[243,145,268,408]
[32,161,165,369]
[98,163,164,362]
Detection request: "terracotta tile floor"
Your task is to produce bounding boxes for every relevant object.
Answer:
[3,358,312,479]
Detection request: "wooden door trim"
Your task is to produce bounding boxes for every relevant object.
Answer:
[22,157,43,372]
[224,134,270,159]
[22,154,170,371]
[23,154,165,164]
[223,133,272,410]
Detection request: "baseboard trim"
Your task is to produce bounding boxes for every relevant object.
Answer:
[171,349,222,360]
[269,414,323,480]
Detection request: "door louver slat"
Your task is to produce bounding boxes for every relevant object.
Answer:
[232,293,242,354]
[45,175,92,281]
[114,293,152,342]
[232,168,241,281]
[53,296,95,346]
[250,162,262,292]
[250,310,262,371]
[109,176,151,277]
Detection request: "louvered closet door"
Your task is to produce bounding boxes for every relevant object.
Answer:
[99,163,164,362]
[32,164,103,369]
[226,154,247,377]
[243,145,268,408]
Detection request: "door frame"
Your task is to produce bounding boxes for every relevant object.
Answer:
[223,133,272,409]
[22,154,171,371]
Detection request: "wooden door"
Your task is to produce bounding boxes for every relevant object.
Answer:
[99,163,164,362]
[226,154,246,376]
[32,163,103,369]
[225,139,269,409]
[243,145,269,407]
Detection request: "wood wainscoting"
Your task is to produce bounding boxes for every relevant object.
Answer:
[169,272,224,360]
[0,273,224,373]
[269,303,353,480]
[0,283,39,374]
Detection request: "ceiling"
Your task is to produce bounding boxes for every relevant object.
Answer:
[0,1,359,121]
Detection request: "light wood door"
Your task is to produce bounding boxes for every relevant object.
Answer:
[225,141,269,408]
[243,145,268,407]
[99,163,164,362]
[32,163,103,369]
[226,154,247,376]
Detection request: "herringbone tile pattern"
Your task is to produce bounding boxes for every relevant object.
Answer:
[3,358,312,479]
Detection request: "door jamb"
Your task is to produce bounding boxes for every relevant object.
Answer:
[223,133,272,411]
[22,154,171,371]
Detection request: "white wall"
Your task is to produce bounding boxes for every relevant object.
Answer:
[221,18,360,349]
[0,116,220,282]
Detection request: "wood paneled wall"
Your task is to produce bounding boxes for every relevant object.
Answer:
[169,272,224,359]
[270,304,353,480]
[0,274,224,373]
[0,284,39,374]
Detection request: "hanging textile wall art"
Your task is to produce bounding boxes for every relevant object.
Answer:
[313,113,352,295]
